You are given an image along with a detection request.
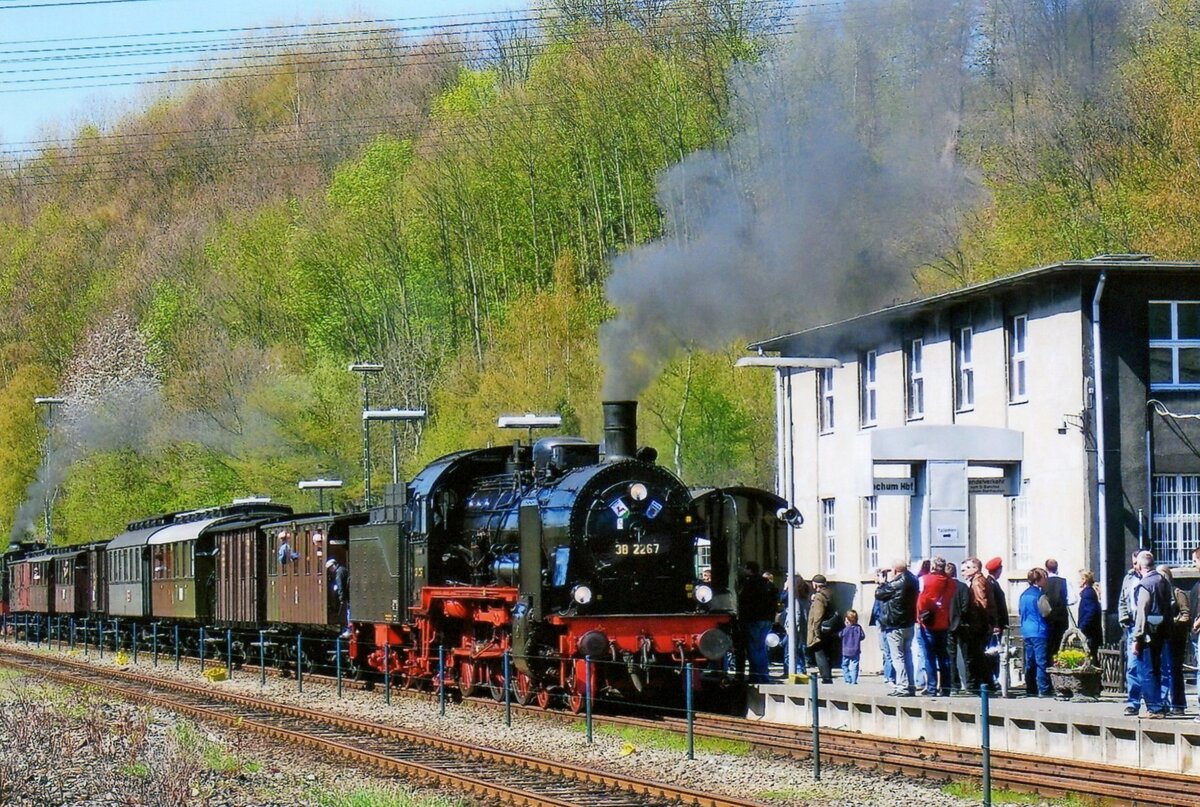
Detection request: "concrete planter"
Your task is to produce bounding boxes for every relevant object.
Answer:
[1047,666,1102,701]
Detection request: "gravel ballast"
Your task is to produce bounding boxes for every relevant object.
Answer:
[1,641,1014,806]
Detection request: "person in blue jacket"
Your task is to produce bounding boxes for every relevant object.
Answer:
[1019,567,1054,698]
[1077,570,1103,667]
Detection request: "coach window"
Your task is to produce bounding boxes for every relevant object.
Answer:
[304,531,312,575]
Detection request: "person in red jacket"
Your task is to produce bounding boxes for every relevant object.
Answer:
[916,556,955,697]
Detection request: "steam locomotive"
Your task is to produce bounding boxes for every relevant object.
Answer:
[2,400,791,710]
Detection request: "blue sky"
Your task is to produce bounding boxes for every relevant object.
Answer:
[0,0,524,147]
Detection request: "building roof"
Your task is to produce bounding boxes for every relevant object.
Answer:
[748,256,1200,353]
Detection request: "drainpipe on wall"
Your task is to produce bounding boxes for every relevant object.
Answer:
[1091,270,1109,611]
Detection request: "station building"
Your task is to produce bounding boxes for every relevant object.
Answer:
[749,256,1200,645]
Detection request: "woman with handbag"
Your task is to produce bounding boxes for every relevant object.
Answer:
[916,556,954,696]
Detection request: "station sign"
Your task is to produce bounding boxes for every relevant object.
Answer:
[873,477,915,496]
[967,477,1007,495]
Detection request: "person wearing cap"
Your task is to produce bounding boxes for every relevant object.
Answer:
[984,557,1009,691]
[806,574,835,684]
[326,557,350,639]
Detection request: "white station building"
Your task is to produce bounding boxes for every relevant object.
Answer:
[748,256,1200,661]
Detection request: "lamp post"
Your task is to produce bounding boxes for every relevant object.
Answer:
[735,355,840,683]
[362,409,426,485]
[349,362,384,507]
[298,479,344,514]
[33,396,66,545]
[497,413,562,446]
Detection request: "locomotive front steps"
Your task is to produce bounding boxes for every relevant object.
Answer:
[749,678,1200,773]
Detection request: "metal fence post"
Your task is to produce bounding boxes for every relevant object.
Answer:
[296,633,303,694]
[259,630,266,688]
[438,646,446,717]
[199,626,205,674]
[811,674,821,781]
[133,623,138,664]
[686,662,695,760]
[174,624,179,670]
[35,615,41,648]
[152,623,158,667]
[384,643,391,706]
[585,656,593,744]
[69,617,75,651]
[336,636,343,699]
[504,650,512,727]
[982,687,992,807]
[98,620,103,659]
[83,618,88,656]
[226,629,232,678]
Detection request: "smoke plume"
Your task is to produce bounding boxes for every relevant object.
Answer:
[600,4,983,398]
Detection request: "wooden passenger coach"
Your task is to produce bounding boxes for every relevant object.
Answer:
[265,512,364,627]
[210,515,281,625]
[106,517,172,619]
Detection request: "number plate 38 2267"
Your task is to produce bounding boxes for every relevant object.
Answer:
[614,543,661,556]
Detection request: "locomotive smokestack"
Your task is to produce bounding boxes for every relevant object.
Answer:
[602,400,638,463]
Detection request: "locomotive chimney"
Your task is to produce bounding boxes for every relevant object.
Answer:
[602,400,638,462]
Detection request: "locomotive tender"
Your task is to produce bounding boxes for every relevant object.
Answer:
[3,400,790,709]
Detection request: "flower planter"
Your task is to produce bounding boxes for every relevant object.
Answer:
[1047,666,1102,701]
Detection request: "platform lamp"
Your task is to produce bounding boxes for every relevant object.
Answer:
[736,355,841,683]
[349,362,384,507]
[497,413,563,446]
[33,396,66,546]
[362,409,426,486]
[298,478,343,514]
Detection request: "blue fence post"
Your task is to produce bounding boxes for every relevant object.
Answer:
[152,623,158,667]
[133,623,139,664]
[811,675,821,781]
[384,643,391,706]
[585,656,593,744]
[35,615,40,648]
[504,650,512,727]
[336,636,343,699]
[112,620,117,652]
[83,618,89,656]
[98,620,103,659]
[21,614,26,645]
[686,662,695,761]
[438,646,446,717]
[69,617,75,651]
[259,630,265,688]
[1,613,6,643]
[982,687,992,807]
[174,624,179,671]
[296,633,303,694]
[199,626,205,674]
[226,629,232,678]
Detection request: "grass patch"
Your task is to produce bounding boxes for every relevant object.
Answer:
[941,781,1101,806]
[572,721,751,756]
[758,788,813,801]
[122,762,151,779]
[314,785,468,807]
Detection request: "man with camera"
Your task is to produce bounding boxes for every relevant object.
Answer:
[874,560,918,697]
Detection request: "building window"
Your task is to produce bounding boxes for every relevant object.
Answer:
[818,367,835,434]
[1008,315,1028,403]
[955,326,975,411]
[1149,301,1200,389]
[905,338,925,420]
[822,498,836,570]
[863,496,879,572]
[1152,474,1200,567]
[859,351,878,427]
[1010,491,1031,568]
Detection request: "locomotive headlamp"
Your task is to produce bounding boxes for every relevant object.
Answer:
[572,584,593,605]
[629,482,648,501]
[694,584,714,604]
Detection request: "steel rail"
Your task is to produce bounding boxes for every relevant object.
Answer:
[0,647,763,807]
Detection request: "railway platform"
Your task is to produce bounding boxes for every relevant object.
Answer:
[748,677,1200,773]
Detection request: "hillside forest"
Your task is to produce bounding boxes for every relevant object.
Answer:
[2,0,1200,546]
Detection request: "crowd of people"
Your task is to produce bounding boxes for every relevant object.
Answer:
[741,547,1200,718]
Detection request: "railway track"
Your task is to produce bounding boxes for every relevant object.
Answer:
[5,641,1193,806]
[0,646,762,807]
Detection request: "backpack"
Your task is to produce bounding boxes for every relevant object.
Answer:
[1138,574,1171,633]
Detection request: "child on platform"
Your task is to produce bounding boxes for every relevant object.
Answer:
[841,610,866,684]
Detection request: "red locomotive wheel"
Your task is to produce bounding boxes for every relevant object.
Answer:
[536,686,553,710]
[458,661,479,697]
[487,670,505,701]
[567,688,584,714]
[512,670,535,705]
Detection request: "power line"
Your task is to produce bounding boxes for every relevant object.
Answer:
[0,0,173,10]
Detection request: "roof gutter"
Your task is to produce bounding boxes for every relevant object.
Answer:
[1092,270,1109,611]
